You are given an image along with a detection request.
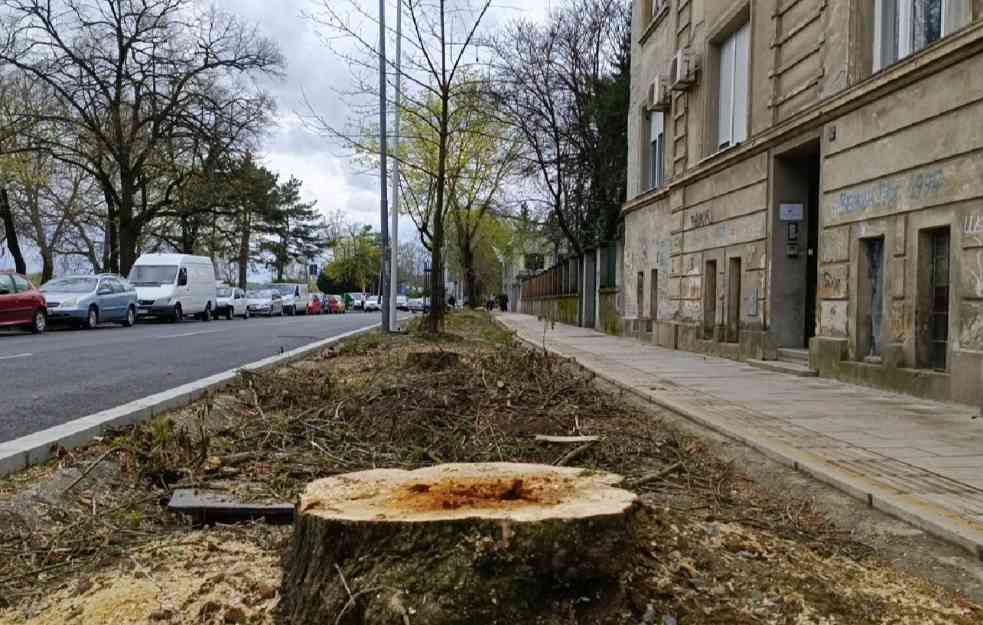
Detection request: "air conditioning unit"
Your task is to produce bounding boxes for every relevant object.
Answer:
[647,75,670,112]
[669,47,697,91]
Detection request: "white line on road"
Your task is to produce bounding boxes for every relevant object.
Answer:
[0,353,32,361]
[157,329,228,339]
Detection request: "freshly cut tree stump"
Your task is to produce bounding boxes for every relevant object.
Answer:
[278,462,638,625]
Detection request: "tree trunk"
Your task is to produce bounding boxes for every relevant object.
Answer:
[40,250,54,283]
[238,208,251,290]
[0,187,27,275]
[278,463,638,625]
[103,185,119,275]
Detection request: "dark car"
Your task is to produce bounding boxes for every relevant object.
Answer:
[0,271,47,334]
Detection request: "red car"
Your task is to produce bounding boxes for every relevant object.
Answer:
[307,295,323,315]
[326,294,346,314]
[0,271,47,333]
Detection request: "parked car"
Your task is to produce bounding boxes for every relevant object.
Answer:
[216,285,249,320]
[129,254,217,322]
[363,295,381,312]
[396,295,409,311]
[0,271,47,334]
[42,274,137,329]
[247,289,283,317]
[271,283,309,316]
[346,292,365,311]
[307,293,323,315]
[326,294,346,314]
[407,297,429,313]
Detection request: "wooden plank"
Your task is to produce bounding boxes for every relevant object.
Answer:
[168,489,295,526]
[534,435,602,444]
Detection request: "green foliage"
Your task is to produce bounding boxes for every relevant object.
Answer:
[325,224,381,294]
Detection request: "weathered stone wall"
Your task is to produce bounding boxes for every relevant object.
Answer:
[520,296,580,326]
[815,50,983,403]
[598,289,623,336]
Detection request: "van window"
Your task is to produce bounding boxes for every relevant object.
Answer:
[130,265,178,285]
[177,267,188,286]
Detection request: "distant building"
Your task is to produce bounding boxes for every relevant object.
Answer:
[623,1,983,404]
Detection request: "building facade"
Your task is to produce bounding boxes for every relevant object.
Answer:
[624,0,983,404]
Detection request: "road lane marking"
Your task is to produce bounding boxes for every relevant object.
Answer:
[0,353,32,361]
[157,329,228,339]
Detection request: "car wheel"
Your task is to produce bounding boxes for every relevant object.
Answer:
[202,304,212,322]
[85,306,99,330]
[31,309,46,334]
[123,306,135,327]
[172,304,183,323]
[226,308,233,321]
[244,308,250,320]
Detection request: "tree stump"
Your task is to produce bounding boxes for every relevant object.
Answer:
[278,463,639,625]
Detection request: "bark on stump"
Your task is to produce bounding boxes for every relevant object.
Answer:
[278,462,639,625]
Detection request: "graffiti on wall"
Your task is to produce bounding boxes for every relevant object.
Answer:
[971,250,983,299]
[964,213,983,236]
[689,210,712,229]
[832,169,944,220]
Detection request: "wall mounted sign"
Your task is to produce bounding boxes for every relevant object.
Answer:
[780,203,804,222]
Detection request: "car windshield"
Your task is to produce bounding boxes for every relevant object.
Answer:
[128,265,177,286]
[41,277,98,293]
[247,290,271,298]
[217,287,233,297]
[272,284,296,296]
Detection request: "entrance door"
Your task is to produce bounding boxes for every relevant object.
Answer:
[704,260,717,340]
[929,229,950,370]
[771,139,821,349]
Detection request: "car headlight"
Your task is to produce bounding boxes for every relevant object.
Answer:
[156,297,173,306]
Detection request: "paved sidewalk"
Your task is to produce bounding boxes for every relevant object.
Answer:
[499,313,983,558]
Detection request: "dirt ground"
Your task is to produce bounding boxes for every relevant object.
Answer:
[1,311,981,624]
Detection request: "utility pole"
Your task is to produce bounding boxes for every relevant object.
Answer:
[388,0,402,331]
[378,0,390,333]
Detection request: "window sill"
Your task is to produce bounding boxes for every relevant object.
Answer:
[639,5,670,47]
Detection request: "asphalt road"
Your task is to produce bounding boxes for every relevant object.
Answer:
[0,312,385,444]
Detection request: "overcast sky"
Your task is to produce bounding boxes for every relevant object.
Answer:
[220,0,552,241]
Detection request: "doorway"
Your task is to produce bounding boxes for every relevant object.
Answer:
[704,259,717,340]
[771,139,821,349]
[916,227,951,371]
[727,257,742,343]
[858,237,885,360]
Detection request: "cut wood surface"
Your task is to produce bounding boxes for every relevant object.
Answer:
[279,463,638,625]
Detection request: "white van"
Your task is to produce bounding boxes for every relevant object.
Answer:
[129,254,218,322]
[271,283,310,316]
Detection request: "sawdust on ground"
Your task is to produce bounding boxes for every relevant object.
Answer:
[0,529,285,625]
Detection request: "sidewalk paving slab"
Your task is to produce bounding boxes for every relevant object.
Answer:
[498,313,983,560]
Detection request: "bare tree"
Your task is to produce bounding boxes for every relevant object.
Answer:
[306,0,492,333]
[0,0,283,275]
[491,0,629,255]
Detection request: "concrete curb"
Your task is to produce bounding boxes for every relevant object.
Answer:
[0,323,381,478]
[498,318,983,561]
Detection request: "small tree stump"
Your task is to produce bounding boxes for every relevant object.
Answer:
[278,463,638,625]
[405,350,460,371]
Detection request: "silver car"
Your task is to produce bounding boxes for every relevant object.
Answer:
[246,289,284,317]
[42,274,138,329]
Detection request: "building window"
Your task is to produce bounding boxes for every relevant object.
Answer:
[649,111,665,190]
[715,21,750,151]
[876,0,948,70]
[643,0,668,23]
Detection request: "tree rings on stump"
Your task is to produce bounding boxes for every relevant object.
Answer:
[278,462,638,625]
